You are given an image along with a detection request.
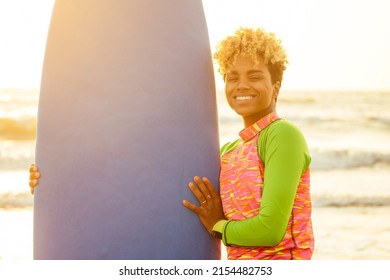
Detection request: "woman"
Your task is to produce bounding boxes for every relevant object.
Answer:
[182,27,314,260]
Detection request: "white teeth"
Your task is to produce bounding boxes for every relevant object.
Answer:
[236,96,253,101]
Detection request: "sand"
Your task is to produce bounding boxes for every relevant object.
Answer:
[0,209,33,260]
[1,206,390,260]
[311,206,390,259]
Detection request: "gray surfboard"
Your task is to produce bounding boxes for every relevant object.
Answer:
[34,0,221,259]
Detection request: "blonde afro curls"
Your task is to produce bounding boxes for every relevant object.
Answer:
[213,27,288,84]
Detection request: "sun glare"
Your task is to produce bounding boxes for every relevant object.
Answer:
[0,0,390,90]
[0,0,54,88]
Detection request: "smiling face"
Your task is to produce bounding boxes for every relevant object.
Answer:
[225,54,280,128]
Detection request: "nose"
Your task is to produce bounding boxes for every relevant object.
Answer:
[237,78,250,91]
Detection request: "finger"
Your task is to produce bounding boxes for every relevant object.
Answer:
[182,200,201,214]
[29,172,40,180]
[29,179,38,188]
[188,181,206,203]
[202,177,218,198]
[29,164,38,173]
[193,176,211,200]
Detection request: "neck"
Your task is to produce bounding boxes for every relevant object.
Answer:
[243,108,276,128]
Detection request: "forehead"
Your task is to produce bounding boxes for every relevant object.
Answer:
[229,53,267,72]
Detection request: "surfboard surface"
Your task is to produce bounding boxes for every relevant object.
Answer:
[34,0,220,259]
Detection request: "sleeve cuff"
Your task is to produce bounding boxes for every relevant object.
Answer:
[212,220,227,233]
[212,220,229,241]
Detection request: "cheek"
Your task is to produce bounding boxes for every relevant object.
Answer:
[225,82,233,92]
[224,87,236,107]
[225,84,233,98]
[259,83,274,98]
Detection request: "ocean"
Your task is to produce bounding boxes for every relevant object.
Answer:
[1,88,390,209]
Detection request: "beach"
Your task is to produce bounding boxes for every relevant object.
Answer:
[1,166,390,260]
[2,205,390,260]
[312,206,390,259]
[1,88,390,259]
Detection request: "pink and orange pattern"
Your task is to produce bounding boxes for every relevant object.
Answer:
[220,112,314,260]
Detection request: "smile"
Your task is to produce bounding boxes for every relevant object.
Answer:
[235,95,254,101]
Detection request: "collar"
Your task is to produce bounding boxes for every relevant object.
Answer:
[239,112,281,141]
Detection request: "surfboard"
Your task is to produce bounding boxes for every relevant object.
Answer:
[34,0,221,259]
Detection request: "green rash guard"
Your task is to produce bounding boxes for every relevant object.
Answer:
[212,117,311,249]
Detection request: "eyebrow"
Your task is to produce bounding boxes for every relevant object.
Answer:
[228,70,264,75]
[247,70,264,74]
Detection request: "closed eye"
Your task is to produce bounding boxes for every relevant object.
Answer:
[249,75,263,81]
[226,75,238,82]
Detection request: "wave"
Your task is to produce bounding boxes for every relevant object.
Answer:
[0,117,36,140]
[0,141,35,170]
[1,142,389,171]
[312,194,390,207]
[1,191,389,209]
[310,149,390,170]
[278,96,318,104]
[0,192,33,209]
[0,156,34,170]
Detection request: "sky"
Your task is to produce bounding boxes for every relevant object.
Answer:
[0,0,389,91]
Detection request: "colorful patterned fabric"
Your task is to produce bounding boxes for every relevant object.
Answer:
[220,112,314,260]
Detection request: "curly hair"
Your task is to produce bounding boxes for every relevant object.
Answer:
[213,27,288,84]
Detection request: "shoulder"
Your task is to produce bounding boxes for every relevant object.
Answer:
[267,119,303,134]
[258,119,310,162]
[220,139,241,157]
[262,119,307,144]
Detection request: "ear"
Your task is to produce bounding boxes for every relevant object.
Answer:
[273,81,281,101]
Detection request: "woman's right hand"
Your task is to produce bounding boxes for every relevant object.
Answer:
[29,164,40,195]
